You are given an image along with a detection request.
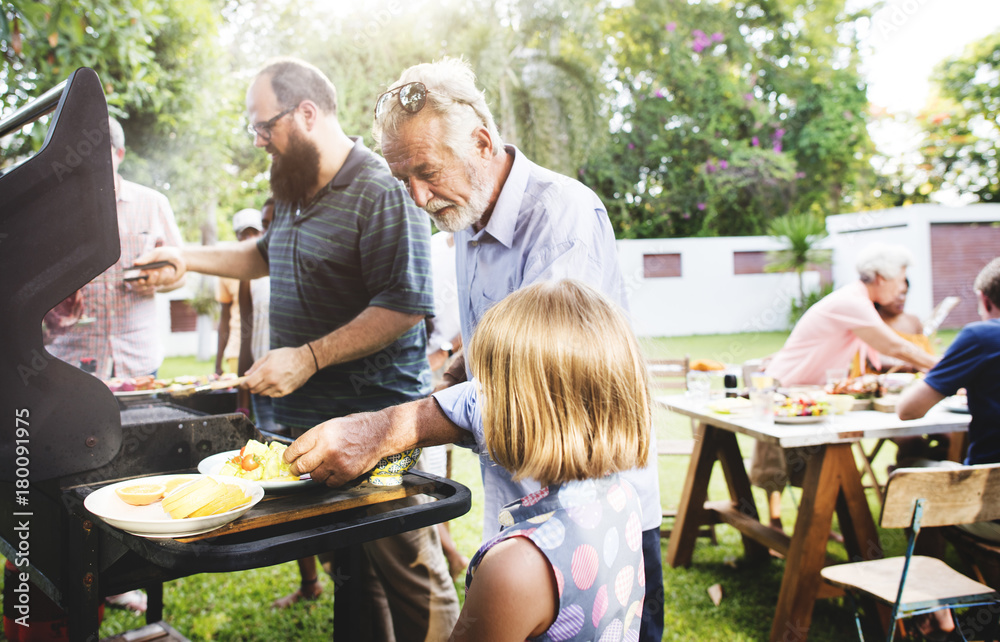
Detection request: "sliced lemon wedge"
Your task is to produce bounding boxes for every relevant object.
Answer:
[115,483,167,506]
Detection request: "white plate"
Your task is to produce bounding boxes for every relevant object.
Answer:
[84,474,263,538]
[774,414,828,424]
[197,451,313,491]
[943,396,970,414]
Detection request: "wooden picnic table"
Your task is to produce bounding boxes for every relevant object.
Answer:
[656,395,971,641]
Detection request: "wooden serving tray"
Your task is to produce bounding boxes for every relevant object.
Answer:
[175,476,438,542]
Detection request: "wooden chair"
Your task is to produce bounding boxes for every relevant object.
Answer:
[649,356,696,458]
[649,356,717,543]
[821,464,1000,642]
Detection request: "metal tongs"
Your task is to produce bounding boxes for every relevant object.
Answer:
[123,260,176,282]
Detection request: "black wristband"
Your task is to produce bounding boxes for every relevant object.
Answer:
[306,342,320,373]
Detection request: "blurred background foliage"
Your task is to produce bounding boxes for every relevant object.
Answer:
[1,0,998,241]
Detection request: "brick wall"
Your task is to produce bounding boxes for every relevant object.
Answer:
[930,222,1000,328]
[169,300,199,333]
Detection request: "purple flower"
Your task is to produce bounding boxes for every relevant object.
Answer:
[719,159,729,169]
[744,93,754,102]
[682,212,691,220]
[773,143,782,153]
[774,128,786,140]
[655,88,665,98]
[751,136,759,147]
[712,32,724,41]
[627,142,635,150]
[795,172,806,179]
[697,202,707,211]
[690,29,712,53]
[705,160,717,173]
[666,22,676,32]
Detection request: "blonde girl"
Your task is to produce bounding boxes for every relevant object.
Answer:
[453,279,650,642]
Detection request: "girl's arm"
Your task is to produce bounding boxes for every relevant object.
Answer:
[451,538,558,642]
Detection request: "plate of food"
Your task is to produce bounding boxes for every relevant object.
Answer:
[826,374,880,399]
[198,439,312,491]
[84,474,263,538]
[774,397,829,424]
[942,395,970,414]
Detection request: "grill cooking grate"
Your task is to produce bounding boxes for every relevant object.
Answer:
[120,404,201,425]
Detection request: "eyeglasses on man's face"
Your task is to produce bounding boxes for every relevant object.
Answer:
[373,82,428,119]
[247,104,298,141]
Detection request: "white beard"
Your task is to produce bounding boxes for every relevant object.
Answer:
[425,158,492,233]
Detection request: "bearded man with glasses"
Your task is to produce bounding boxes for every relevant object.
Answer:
[135,56,459,642]
[285,56,665,642]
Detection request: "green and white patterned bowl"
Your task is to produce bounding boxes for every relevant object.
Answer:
[368,448,421,486]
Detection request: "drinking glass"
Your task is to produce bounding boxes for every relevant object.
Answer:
[686,371,711,405]
[749,372,775,425]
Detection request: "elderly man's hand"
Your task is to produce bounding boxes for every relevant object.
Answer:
[284,413,388,487]
[132,247,185,288]
[245,346,315,397]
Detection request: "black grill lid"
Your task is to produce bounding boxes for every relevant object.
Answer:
[0,68,122,482]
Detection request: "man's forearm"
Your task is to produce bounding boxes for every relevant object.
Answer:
[381,396,467,454]
[886,338,939,371]
[184,240,269,280]
[309,306,424,370]
[898,380,946,420]
[283,395,467,486]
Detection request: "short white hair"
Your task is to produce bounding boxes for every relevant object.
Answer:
[108,117,125,151]
[855,243,913,282]
[372,57,502,158]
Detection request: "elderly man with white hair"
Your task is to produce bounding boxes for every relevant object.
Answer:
[284,57,666,641]
[749,242,941,529]
[765,242,939,385]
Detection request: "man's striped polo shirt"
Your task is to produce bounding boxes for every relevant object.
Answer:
[257,137,434,430]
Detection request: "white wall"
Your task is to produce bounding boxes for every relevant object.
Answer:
[154,204,1000,352]
[617,236,825,337]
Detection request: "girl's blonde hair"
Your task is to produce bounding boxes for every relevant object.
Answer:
[468,280,650,487]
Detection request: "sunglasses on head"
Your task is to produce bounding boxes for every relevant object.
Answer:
[374,82,428,119]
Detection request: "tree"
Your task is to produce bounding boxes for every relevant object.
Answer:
[1,0,262,242]
[765,212,831,325]
[582,0,875,239]
[919,31,1000,204]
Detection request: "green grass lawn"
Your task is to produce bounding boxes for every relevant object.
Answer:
[0,330,966,641]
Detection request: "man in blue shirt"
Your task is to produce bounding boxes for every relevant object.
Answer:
[287,57,664,641]
[898,256,1000,466]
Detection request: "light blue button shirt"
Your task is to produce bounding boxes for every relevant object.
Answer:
[433,146,660,538]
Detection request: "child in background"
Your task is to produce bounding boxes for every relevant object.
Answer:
[453,280,649,641]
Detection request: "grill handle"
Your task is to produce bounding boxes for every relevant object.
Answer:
[0,78,69,138]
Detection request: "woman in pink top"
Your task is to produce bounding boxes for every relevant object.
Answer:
[750,243,940,528]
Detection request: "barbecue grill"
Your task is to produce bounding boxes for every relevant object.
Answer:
[0,68,470,641]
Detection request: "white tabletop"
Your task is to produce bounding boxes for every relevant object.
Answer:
[656,395,970,448]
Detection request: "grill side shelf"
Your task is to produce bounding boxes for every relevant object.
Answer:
[69,471,471,572]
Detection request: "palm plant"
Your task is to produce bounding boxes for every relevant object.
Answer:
[765,213,831,318]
